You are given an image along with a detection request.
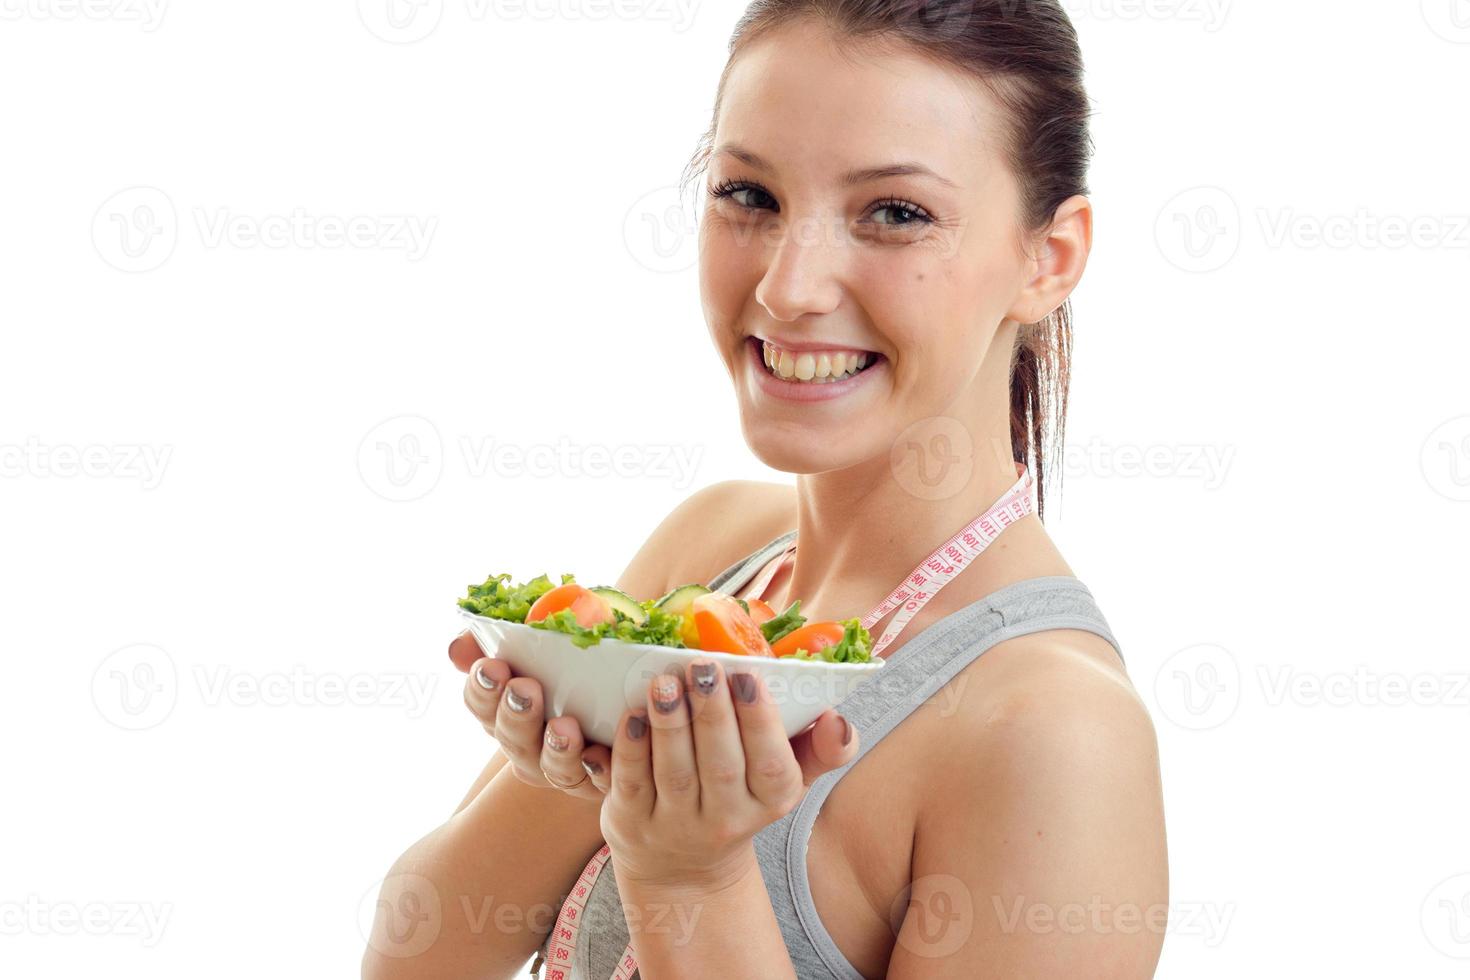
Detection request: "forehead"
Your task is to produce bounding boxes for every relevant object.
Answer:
[714,18,1003,187]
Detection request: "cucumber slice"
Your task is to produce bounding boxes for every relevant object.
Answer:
[653,583,711,617]
[589,587,647,625]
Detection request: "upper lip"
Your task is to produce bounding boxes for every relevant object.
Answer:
[751,333,879,354]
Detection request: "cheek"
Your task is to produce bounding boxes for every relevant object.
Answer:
[698,215,757,325]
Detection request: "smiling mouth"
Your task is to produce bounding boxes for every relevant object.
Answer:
[751,336,882,384]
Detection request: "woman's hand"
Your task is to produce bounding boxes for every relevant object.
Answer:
[449,631,611,802]
[587,657,859,890]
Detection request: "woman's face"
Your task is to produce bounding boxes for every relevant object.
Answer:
[699,19,1038,476]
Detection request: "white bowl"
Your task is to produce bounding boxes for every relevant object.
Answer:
[458,610,886,745]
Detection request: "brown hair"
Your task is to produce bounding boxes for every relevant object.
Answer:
[681,0,1094,519]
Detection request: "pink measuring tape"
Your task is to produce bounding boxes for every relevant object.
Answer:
[532,464,1036,978]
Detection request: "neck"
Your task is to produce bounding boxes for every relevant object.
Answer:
[783,412,1022,620]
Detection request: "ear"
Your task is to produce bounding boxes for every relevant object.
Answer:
[1007,194,1092,325]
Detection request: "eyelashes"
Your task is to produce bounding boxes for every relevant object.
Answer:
[707,177,936,228]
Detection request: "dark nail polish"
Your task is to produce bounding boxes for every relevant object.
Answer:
[840,716,853,746]
[582,758,603,777]
[506,687,532,713]
[691,662,717,696]
[730,672,757,704]
[627,714,647,740]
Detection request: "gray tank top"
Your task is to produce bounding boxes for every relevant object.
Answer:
[535,529,1122,980]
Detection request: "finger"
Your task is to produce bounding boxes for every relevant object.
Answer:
[728,670,804,815]
[608,709,654,820]
[492,676,546,774]
[462,657,513,735]
[790,710,858,786]
[580,744,613,796]
[541,716,602,800]
[646,670,699,815]
[684,659,746,812]
[449,630,486,673]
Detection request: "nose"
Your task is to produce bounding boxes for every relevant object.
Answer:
[753,213,844,322]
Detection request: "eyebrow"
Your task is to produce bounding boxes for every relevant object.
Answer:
[714,144,959,189]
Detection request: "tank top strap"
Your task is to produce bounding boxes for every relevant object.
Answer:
[756,575,1123,980]
[706,529,798,595]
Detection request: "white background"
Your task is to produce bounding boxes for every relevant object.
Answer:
[2,1,1467,977]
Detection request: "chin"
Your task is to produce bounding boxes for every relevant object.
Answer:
[738,413,874,475]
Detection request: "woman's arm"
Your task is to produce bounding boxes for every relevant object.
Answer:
[616,845,797,979]
[887,635,1169,979]
[362,765,607,980]
[364,481,786,978]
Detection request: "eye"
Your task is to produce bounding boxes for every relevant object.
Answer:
[709,178,778,212]
[868,198,934,227]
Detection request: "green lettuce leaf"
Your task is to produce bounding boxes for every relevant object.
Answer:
[461,573,688,649]
[457,571,573,622]
[760,600,806,645]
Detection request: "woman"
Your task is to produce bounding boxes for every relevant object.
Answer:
[364,2,1167,977]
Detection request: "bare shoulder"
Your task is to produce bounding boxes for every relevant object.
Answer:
[894,630,1168,976]
[941,628,1159,789]
[614,480,797,600]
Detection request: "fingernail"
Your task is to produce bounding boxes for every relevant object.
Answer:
[626,714,647,740]
[473,662,498,691]
[582,758,603,777]
[652,676,681,714]
[545,724,569,752]
[690,661,717,696]
[506,686,532,713]
[840,715,853,746]
[730,672,757,704]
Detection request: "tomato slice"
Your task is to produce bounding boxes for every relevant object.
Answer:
[745,598,777,624]
[771,621,846,658]
[691,593,774,657]
[526,583,614,627]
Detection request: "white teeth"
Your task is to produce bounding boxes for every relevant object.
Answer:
[760,339,874,383]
